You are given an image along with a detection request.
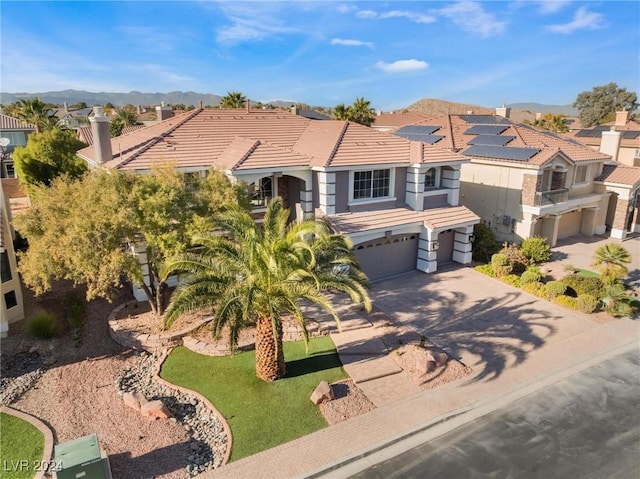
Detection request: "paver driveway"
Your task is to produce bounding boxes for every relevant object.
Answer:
[370,266,603,382]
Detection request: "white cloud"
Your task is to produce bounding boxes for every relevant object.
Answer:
[437,2,506,38]
[375,59,429,73]
[331,38,374,48]
[536,1,572,14]
[546,6,605,34]
[354,8,436,24]
[215,3,298,44]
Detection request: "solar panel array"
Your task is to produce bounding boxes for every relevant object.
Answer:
[460,115,511,124]
[394,132,444,144]
[468,135,515,146]
[395,125,440,135]
[576,129,640,139]
[463,145,540,161]
[464,125,508,135]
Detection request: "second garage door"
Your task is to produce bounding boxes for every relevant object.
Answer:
[558,210,582,239]
[354,233,419,281]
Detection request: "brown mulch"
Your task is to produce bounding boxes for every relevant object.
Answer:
[113,301,213,334]
[319,379,376,425]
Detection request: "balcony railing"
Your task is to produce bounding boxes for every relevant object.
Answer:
[535,188,569,206]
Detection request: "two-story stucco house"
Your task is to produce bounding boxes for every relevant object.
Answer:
[1,185,25,337]
[388,107,640,245]
[77,106,479,284]
[0,113,36,179]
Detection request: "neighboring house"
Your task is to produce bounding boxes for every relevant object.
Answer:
[290,106,330,120]
[54,103,93,129]
[372,112,431,132]
[386,107,640,245]
[0,113,35,178]
[0,185,25,337]
[77,106,479,286]
[566,111,640,167]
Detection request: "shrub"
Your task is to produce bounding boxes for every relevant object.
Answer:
[26,312,59,339]
[520,236,552,264]
[522,281,546,297]
[563,263,579,274]
[471,223,500,263]
[491,253,511,277]
[554,295,578,310]
[520,267,543,286]
[501,274,521,287]
[545,281,567,300]
[562,274,604,299]
[577,294,598,314]
[474,264,495,277]
[65,292,85,330]
[499,243,528,275]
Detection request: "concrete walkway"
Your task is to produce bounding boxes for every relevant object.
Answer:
[203,234,640,479]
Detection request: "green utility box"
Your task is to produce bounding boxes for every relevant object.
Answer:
[53,433,112,479]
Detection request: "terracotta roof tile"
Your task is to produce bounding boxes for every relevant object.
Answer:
[328,205,479,235]
[595,164,640,188]
[373,112,431,129]
[0,114,35,131]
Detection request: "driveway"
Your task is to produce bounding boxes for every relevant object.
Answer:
[370,266,604,382]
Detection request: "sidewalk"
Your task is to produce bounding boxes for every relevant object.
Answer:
[203,315,639,479]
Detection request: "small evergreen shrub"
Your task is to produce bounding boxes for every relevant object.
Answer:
[520,267,543,286]
[554,295,578,310]
[545,281,567,300]
[522,281,546,297]
[475,264,495,277]
[577,294,598,314]
[499,243,528,275]
[471,223,500,263]
[563,264,579,274]
[27,312,59,339]
[491,253,511,277]
[562,274,604,299]
[501,274,521,287]
[520,236,552,264]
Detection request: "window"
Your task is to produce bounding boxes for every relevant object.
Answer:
[0,132,27,147]
[353,169,390,200]
[424,167,438,188]
[1,251,11,283]
[250,177,273,207]
[4,290,17,309]
[574,165,589,185]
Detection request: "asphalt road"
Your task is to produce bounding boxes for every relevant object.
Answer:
[350,348,640,479]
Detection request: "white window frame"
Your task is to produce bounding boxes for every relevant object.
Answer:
[573,164,590,186]
[348,168,396,206]
[424,167,440,189]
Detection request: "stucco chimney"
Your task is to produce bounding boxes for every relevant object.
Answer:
[89,106,112,164]
[156,103,172,123]
[64,102,69,114]
[535,112,542,121]
[615,110,630,126]
[466,110,474,115]
[291,105,299,116]
[495,104,511,118]
[600,126,622,162]
[246,100,250,113]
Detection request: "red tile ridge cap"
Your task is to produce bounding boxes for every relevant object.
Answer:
[231,136,261,171]
[324,121,350,168]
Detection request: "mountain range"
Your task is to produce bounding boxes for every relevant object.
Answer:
[0,90,578,116]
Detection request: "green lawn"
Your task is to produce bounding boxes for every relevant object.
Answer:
[0,412,45,479]
[160,337,347,461]
[577,269,600,278]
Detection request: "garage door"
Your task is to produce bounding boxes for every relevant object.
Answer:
[437,230,454,264]
[354,234,418,281]
[558,211,582,239]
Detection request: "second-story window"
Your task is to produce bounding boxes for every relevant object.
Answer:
[1,251,12,283]
[424,167,438,189]
[353,169,390,200]
[250,177,273,207]
[574,165,590,185]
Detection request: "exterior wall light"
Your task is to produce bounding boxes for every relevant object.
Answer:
[432,241,440,251]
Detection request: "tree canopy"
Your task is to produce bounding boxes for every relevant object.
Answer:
[573,83,638,128]
[8,98,58,133]
[220,91,247,109]
[110,105,141,137]
[332,97,376,126]
[12,128,88,194]
[14,166,251,315]
[163,198,371,381]
[526,113,569,133]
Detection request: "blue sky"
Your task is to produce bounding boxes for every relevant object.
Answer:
[1,1,638,110]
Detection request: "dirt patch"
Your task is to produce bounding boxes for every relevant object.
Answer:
[319,379,376,425]
[114,301,213,335]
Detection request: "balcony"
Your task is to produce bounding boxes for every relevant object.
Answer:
[535,188,569,206]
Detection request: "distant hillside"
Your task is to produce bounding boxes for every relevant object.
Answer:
[403,98,494,116]
[0,90,224,107]
[507,102,578,116]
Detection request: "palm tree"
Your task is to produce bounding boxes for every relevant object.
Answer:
[15,97,56,133]
[163,198,371,381]
[110,106,141,137]
[349,97,376,127]
[332,103,349,121]
[591,243,632,284]
[220,91,247,109]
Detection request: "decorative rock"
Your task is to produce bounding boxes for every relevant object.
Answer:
[122,391,147,411]
[433,351,449,367]
[310,381,334,405]
[141,399,172,420]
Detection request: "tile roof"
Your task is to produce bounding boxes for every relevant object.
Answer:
[0,114,35,131]
[595,164,640,189]
[328,205,479,235]
[77,124,145,146]
[373,112,431,129]
[77,108,469,172]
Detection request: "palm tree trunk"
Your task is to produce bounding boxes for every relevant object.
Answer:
[255,314,285,381]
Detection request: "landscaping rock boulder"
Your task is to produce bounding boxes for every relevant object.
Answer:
[123,391,147,411]
[141,399,172,420]
[311,381,334,405]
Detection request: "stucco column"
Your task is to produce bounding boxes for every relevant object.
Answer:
[541,215,561,247]
[580,207,599,236]
[417,228,438,273]
[317,172,336,216]
[453,225,474,264]
[610,198,629,240]
[405,167,423,211]
[515,212,537,240]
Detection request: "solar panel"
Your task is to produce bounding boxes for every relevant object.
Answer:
[463,145,540,161]
[395,125,440,135]
[575,129,602,138]
[467,135,515,146]
[460,115,511,124]
[623,131,640,139]
[394,132,443,144]
[464,125,508,135]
